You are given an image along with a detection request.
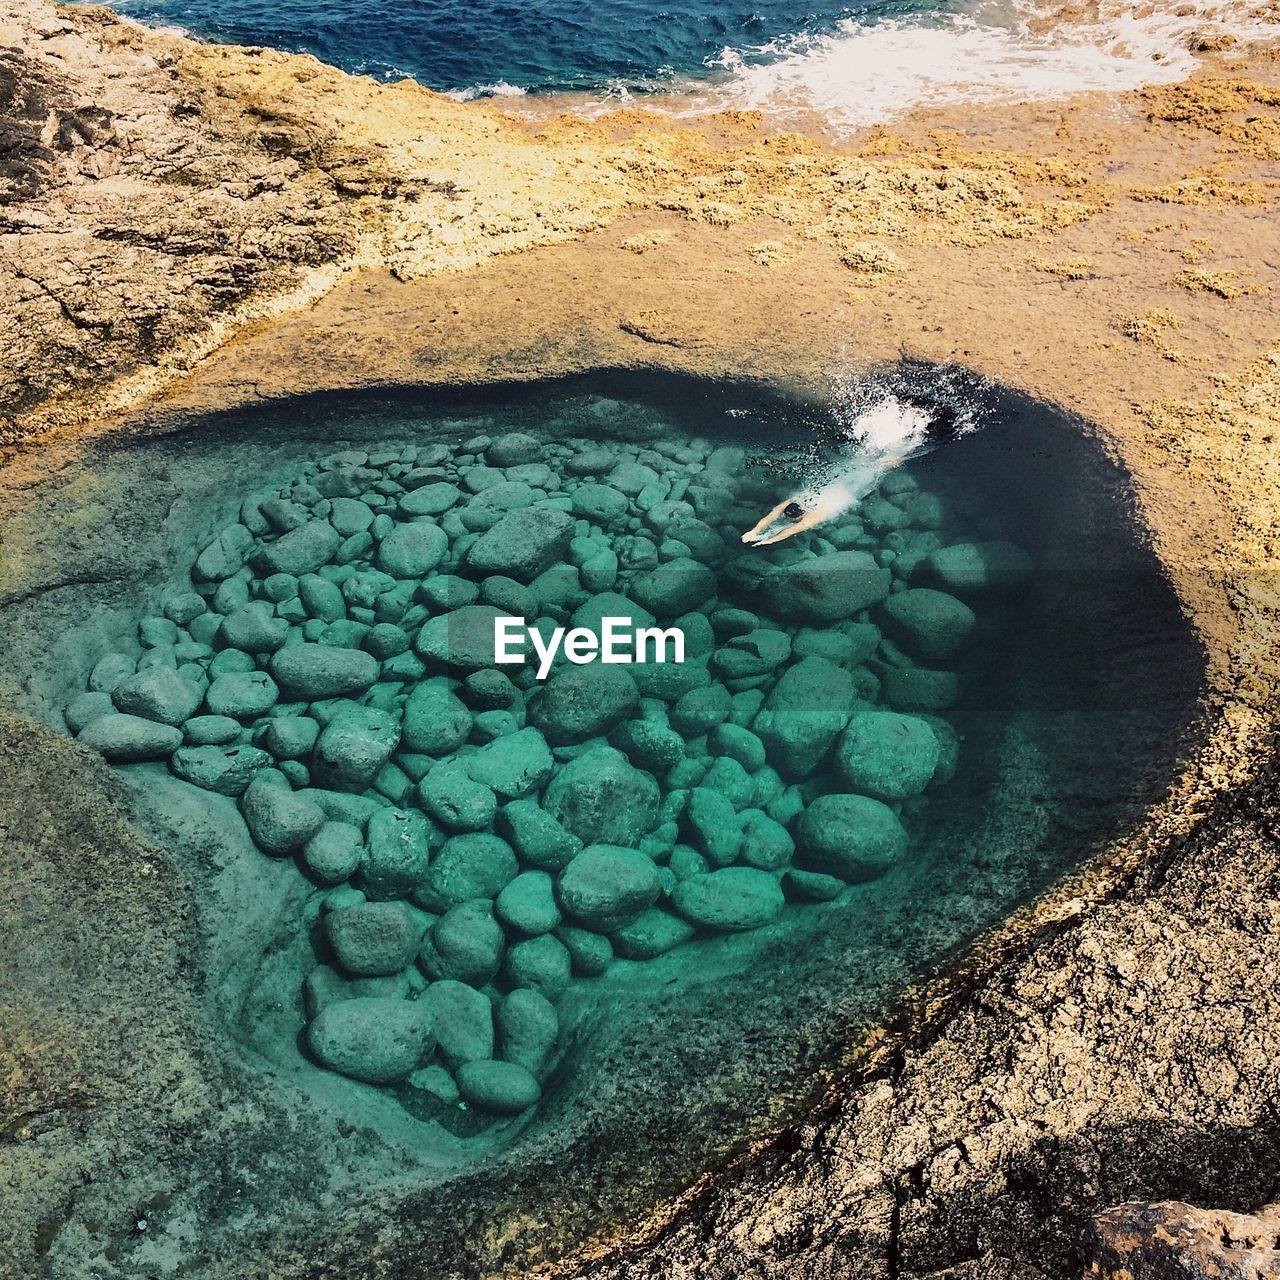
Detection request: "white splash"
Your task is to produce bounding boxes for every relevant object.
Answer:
[446,80,529,102]
[742,393,937,546]
[695,0,1280,132]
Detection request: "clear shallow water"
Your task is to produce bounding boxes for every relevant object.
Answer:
[0,370,1204,1181]
[95,0,1272,128]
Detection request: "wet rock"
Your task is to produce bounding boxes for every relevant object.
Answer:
[328,497,374,536]
[497,800,583,871]
[170,743,270,794]
[683,787,741,864]
[420,833,518,908]
[794,794,909,882]
[262,715,320,759]
[502,934,571,998]
[256,521,341,577]
[270,645,378,700]
[465,507,574,581]
[416,605,514,671]
[206,671,279,719]
[182,714,240,746]
[927,539,1032,593]
[764,550,891,623]
[496,871,561,935]
[220,602,289,653]
[111,667,202,726]
[361,806,436,900]
[456,1060,541,1115]
[421,979,494,1067]
[782,868,846,901]
[418,761,497,831]
[302,822,364,883]
[611,719,685,773]
[400,482,462,517]
[738,809,794,870]
[672,867,785,931]
[89,652,136,693]
[422,899,505,984]
[711,629,792,681]
[556,844,661,932]
[882,666,959,713]
[555,924,613,976]
[326,901,422,976]
[629,560,715,617]
[194,524,254,581]
[879,588,976,663]
[571,483,628,523]
[401,679,472,755]
[313,705,400,790]
[755,657,857,777]
[377,521,448,578]
[836,710,942,801]
[531,663,639,744]
[487,431,541,466]
[496,988,558,1075]
[610,908,695,959]
[709,723,766,771]
[307,997,432,1085]
[241,775,325,855]
[79,713,184,762]
[543,746,660,846]
[671,685,732,736]
[463,727,554,799]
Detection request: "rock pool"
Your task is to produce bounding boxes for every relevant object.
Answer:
[0,369,1205,1272]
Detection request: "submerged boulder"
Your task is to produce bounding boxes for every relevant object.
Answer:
[754,657,857,777]
[764,550,891,623]
[270,645,378,701]
[793,794,908,883]
[531,663,639,744]
[80,714,183,762]
[835,710,941,801]
[307,997,432,1085]
[671,867,785,931]
[543,746,660,846]
[465,507,574,581]
[326,901,423,976]
[879,588,976,663]
[556,844,661,932]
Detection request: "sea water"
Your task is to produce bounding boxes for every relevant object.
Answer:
[92,0,1272,128]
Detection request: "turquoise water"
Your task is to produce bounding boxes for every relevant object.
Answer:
[0,371,1205,1273]
[99,0,956,94]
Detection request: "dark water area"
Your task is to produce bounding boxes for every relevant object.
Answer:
[0,369,1206,1272]
[96,0,959,94]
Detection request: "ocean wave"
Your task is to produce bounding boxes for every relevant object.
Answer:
[445,80,530,102]
[686,0,1280,130]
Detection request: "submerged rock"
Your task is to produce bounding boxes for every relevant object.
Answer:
[543,746,660,846]
[79,713,183,762]
[836,710,941,801]
[764,551,891,623]
[307,997,432,1085]
[794,793,909,883]
[672,867,785,931]
[326,901,422,976]
[556,844,662,932]
[456,1060,541,1115]
[879,588,976,663]
[466,507,573,581]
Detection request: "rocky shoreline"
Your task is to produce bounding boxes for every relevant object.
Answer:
[4,3,1280,1278]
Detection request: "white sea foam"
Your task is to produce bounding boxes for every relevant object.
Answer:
[689,0,1280,131]
[446,80,529,102]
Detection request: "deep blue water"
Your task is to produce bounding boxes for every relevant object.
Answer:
[103,0,956,95]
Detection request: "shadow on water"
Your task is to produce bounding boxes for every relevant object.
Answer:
[0,365,1207,1272]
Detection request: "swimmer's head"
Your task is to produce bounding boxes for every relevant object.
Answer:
[783,501,805,520]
